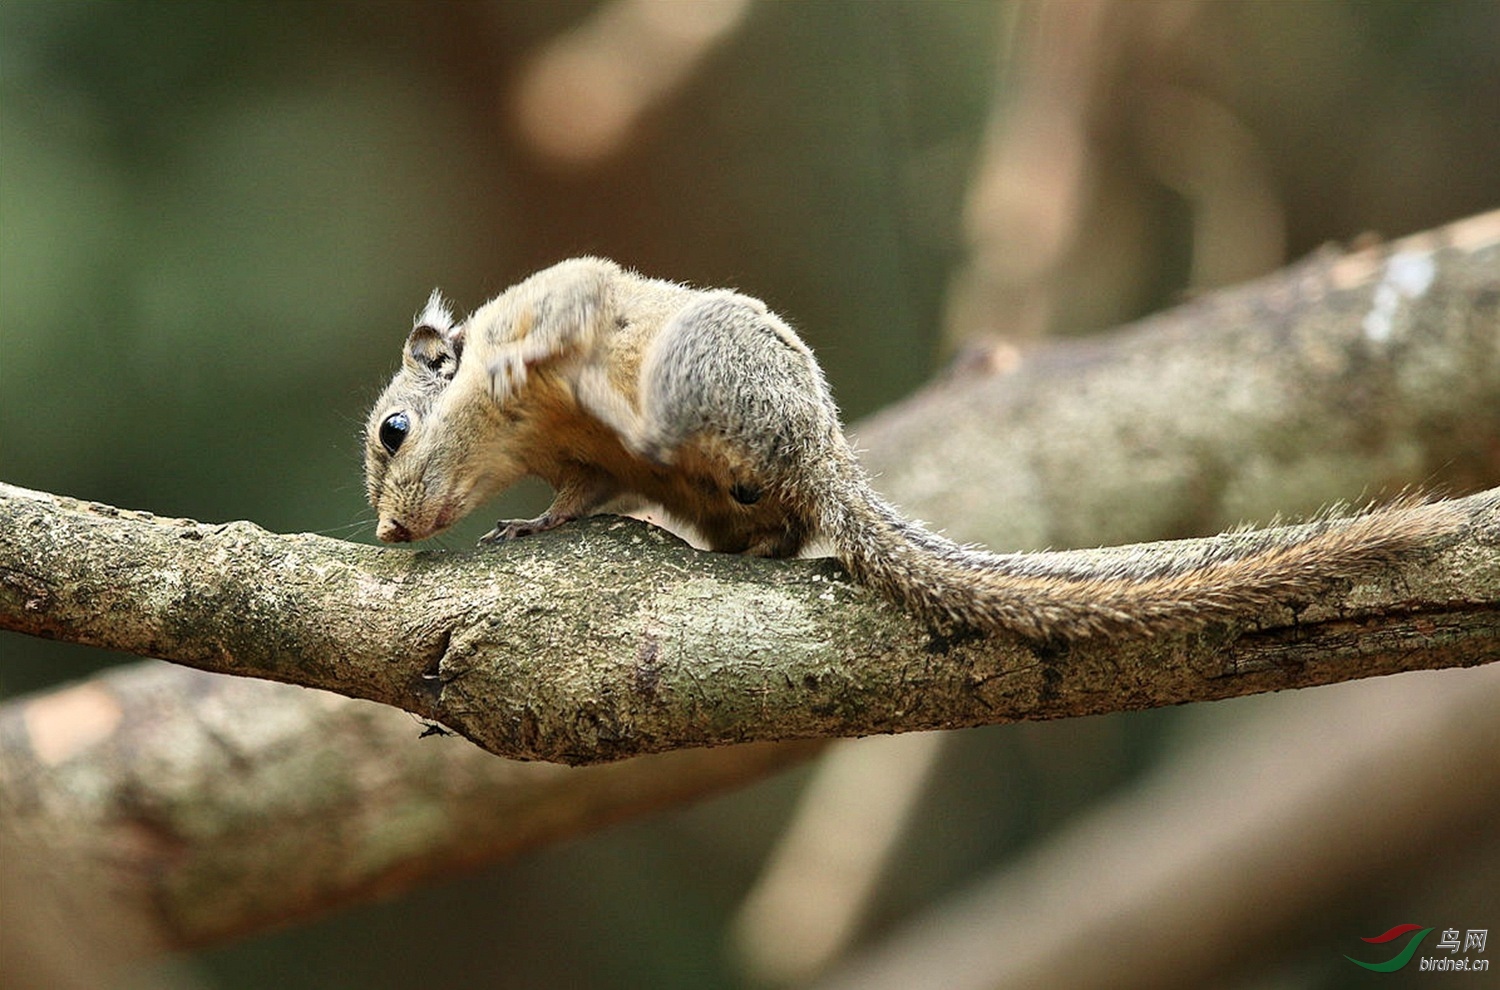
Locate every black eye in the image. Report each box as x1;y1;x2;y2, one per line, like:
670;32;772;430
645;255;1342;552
379;412;410;455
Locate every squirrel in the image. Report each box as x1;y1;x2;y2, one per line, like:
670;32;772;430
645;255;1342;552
364;257;1460;641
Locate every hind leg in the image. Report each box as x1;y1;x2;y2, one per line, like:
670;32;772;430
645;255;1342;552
570;296;773;468
639;294;836;555
638;293;831;454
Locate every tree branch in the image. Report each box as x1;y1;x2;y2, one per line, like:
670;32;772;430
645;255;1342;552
2;484;1496;765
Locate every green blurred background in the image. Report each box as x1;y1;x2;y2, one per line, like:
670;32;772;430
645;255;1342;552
3;2;1497;988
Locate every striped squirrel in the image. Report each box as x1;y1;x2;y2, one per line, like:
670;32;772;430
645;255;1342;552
364;257;1458;641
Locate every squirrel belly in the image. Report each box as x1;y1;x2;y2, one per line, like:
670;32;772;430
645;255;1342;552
364;258;1461;642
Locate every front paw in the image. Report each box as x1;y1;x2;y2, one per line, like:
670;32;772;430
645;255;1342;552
479;513;574;543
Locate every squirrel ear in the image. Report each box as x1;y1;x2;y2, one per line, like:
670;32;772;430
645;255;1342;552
404;324;462;380
405;289;464;378
415;289;455;333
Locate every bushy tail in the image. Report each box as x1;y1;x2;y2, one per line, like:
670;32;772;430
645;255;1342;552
818;478;1462;641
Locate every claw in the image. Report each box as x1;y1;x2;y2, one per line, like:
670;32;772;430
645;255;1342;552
479;512;575;543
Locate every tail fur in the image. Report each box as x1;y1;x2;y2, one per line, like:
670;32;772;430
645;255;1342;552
818;479;1462;641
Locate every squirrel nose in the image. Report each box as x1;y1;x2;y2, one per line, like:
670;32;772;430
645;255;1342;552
377;519;413;543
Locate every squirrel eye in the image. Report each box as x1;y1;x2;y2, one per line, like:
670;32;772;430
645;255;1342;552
378;412;410;455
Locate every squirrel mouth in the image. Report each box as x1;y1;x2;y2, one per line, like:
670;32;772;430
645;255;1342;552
377;500;463;544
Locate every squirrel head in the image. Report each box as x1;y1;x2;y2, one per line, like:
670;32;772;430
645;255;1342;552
364;292;516;542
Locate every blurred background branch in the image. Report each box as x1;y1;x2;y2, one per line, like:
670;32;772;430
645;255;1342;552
810;663;1500;990
0;665;823;953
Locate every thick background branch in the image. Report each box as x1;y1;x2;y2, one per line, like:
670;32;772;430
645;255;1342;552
862;209;1500;551
0;665;819;950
